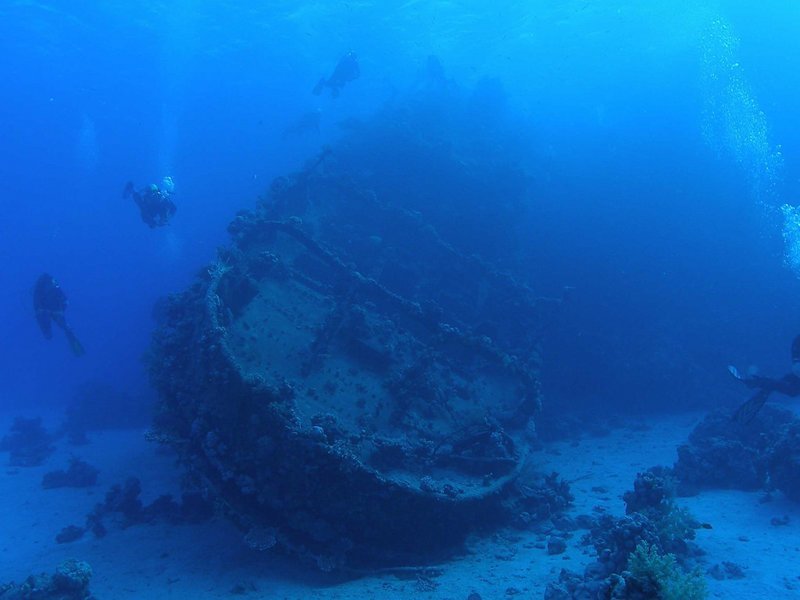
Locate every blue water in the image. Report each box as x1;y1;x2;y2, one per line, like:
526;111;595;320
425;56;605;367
1;0;800;593
4;1;798;412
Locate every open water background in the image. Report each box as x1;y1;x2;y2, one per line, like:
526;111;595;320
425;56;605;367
1;0;799;418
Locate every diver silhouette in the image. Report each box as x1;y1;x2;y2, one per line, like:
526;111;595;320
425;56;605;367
728;334;800;423
33;273;85;357
312;52;360;98
123;179;176;228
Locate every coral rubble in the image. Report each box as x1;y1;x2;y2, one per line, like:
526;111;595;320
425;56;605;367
674;407;800;501
42;458;99;489
545;468;706;599
0;559;94;600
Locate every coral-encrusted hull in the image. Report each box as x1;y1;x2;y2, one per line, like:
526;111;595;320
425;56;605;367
149;171;543;569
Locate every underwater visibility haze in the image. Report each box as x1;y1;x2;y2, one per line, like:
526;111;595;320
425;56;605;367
2;1;800;598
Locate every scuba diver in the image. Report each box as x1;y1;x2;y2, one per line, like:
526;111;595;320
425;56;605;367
312;52;360;98
33;273;85;357
123;177;176;228
728;334;800;423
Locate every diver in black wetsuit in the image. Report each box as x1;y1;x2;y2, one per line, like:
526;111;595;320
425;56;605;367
123;181;176;228
312;52;360;98
33;273;85;357
728;334;800;423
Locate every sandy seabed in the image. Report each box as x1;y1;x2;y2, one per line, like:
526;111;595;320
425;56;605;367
1;410;799;599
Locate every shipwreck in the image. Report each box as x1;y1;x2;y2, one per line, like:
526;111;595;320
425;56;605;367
149;108;555;569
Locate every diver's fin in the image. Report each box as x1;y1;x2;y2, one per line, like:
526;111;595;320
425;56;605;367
64;329;85;357
732;388;771;424
122;181;135;199
68;337;85;357
312;78;326;95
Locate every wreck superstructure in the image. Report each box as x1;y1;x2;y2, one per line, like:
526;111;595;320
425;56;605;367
150;137;551;568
